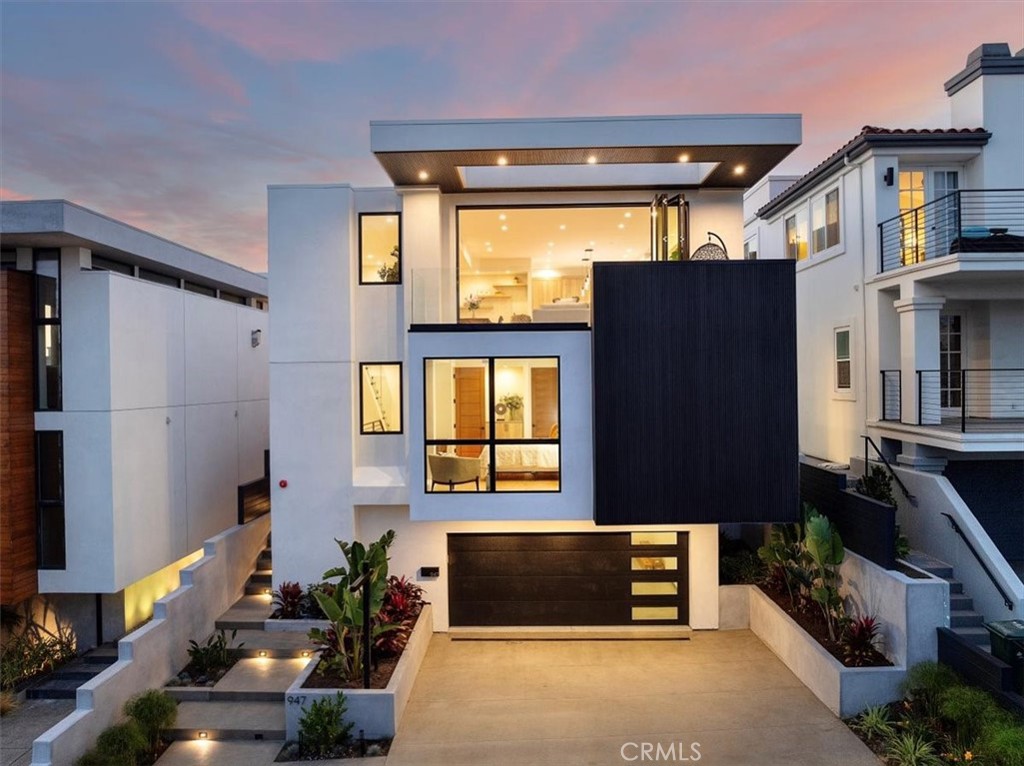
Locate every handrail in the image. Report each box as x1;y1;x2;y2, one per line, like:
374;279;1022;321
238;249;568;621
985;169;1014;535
861;434;917;506
940;512;1014;612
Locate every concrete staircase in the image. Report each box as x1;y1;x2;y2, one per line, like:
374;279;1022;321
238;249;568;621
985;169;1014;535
25;643;118;700
158;535;315;755
906;550;990;652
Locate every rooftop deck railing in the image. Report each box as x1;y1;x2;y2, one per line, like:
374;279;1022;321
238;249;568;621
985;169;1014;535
878;189;1024;273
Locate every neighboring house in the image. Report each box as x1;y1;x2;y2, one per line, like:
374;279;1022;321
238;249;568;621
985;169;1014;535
269;114;803;631
0;200;269;649
745;43;1024;573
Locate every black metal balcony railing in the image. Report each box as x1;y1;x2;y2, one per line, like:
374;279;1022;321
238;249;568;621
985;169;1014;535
878;189;1024;273
917;368;1024;433
880;370;901;421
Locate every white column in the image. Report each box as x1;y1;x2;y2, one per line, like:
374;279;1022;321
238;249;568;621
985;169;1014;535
399;187;445;324
894;295;945;426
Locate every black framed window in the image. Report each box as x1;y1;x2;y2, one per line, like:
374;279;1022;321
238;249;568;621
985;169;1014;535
359;362;403;434
184;281;217;297
91;255;134;275
359;213;401;284
36;431;66;570
219;290;247;305
424;357;560;493
33;250;62;410
138;268;180;288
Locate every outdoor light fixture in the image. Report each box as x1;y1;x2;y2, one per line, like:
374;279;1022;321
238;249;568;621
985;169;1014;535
496;156;508;166
417;170;429;180
734;165;746;175
198;731;208;739
258;650;268;657
883;167;895;186
251;329;261;348
301;650;310;658
586;155;598;164
263;588;271;595
678;153;690;163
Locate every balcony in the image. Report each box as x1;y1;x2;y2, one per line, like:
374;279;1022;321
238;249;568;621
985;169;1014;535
878;189;1024;273
880;368;1024;434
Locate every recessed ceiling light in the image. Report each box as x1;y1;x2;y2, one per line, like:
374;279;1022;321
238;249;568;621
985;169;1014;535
497;156;508;166
624;212;632;218
547;241;554;247
547;250;552;256
484;241;491;246
385;217;393;223
678;153;690;163
500;225;508;231
418;170;429;181
498;213;506;221
559;224;566;230
734;165;746;175
617;223;625;230
586;155;597;164
589;241;595;246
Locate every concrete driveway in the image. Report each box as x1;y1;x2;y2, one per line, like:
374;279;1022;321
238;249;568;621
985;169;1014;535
386;630;880;766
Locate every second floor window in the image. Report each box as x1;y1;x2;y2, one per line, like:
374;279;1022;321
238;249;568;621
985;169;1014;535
784;209;808;261
360;362;403;434
359;213;401;284
811;188;840;253
34;250;62;410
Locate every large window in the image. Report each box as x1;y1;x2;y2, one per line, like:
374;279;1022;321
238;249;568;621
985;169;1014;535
34;250;61;410
360;362;403;434
424;357;559;493
359;213;401;284
36;431;65;569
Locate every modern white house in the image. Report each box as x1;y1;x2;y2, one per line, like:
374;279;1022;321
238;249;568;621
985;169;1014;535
745;44;1023;599
268;114;806;631
0;200;270;650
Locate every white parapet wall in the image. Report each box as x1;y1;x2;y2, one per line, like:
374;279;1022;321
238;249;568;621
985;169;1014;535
31;515;271;766
285;604;434;740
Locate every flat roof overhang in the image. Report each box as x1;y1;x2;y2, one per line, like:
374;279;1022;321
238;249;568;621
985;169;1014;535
370;114;802;192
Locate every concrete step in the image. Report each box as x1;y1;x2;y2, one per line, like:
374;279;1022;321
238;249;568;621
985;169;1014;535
950;594;974;612
953;626;992;650
216;596;271;631
257;553;273;570
26;678;82;700
165;700;285;741
947;579;964;595
156;740;283;765
950;610;985;629
245;582;274;596
905;551;954;580
164;687;284;703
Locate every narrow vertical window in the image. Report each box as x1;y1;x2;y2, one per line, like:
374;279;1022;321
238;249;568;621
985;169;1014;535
359;213;401;284
785;211;808;261
359;362;403;434
825;188;840;248
36;431;66;569
34;250;62;410
835;328;851;391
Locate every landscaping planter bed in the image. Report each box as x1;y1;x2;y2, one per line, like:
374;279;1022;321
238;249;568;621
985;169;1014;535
285;604;433;740
276;737;390;761
302;656;399;690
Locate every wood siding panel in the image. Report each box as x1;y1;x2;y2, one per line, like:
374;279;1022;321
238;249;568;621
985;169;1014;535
1;271;38;604
592;261;799;525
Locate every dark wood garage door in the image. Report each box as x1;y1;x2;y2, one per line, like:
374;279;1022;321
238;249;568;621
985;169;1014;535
448;532;689;626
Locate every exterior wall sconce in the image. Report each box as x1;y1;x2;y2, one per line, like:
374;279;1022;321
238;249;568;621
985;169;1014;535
251;329;262;347
883;167;894;187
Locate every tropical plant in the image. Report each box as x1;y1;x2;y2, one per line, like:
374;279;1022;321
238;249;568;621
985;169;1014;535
187;628;243;676
308;530;399;681
856;464;896;506
979;720;1024;766
375;575;425;656
849;704;894;740
900;662;960;720
757;521;806;608
298;692;354;757
884;732;943;766
302;582;335;618
840;615;881;667
271;582;305;619
0;619;77;690
124;689;177;757
803;508;845;641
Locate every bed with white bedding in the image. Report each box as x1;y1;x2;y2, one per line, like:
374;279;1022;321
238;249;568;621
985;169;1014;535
486;443;560;477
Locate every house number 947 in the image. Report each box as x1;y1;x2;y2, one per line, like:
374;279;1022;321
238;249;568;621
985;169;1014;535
286;695;307;706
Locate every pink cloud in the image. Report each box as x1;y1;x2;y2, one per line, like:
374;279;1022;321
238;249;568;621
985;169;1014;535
0;187;32;201
158;34;248;109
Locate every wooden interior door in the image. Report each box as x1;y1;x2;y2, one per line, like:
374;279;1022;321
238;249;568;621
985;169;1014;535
531;367;559;438
454;367;485;457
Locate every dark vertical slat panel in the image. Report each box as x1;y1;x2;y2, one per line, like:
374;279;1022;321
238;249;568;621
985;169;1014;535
592;262;798;526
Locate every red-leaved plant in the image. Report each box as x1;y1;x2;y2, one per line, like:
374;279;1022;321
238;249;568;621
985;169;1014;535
374;576;425;657
841;615;881;667
271;582;304;619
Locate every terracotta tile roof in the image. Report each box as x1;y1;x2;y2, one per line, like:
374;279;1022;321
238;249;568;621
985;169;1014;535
757;125;990;219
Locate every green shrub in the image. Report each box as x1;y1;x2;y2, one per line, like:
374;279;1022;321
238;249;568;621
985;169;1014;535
298;693;353;758
187;628;243;675
980;721;1024;766
124;689;177;753
720;549;765;585
939;684;1001;747
849;704;894;740
95;721;147;766
900;661;959;718
884;731;943;766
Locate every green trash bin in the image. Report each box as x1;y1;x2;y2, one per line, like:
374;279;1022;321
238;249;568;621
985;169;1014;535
985;619;1024;694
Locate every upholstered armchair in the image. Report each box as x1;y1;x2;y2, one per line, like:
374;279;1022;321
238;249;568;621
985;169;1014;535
428;453;482;491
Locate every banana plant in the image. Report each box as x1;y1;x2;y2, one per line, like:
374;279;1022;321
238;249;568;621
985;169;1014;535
804;511;845;641
308;530;399;681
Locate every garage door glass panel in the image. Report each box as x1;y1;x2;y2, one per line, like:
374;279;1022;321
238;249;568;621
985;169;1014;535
631;532;677;546
632;606;678;620
631;556;677;571
631;582;678;596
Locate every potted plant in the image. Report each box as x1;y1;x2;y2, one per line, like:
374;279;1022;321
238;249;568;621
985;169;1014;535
376;246;400;283
499;394;523;422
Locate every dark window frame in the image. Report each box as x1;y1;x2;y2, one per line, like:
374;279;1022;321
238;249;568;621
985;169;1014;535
138;268;180;288
358;212;402;286
423;355;561;494
91;255;134;275
359;361;404;435
32;250;62;411
35;430;66;570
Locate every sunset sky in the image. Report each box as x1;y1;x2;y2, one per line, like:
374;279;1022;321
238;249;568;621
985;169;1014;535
1;1;1021;272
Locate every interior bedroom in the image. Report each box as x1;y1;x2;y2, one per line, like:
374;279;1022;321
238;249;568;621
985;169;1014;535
424;357;560;492
456;204;662;325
